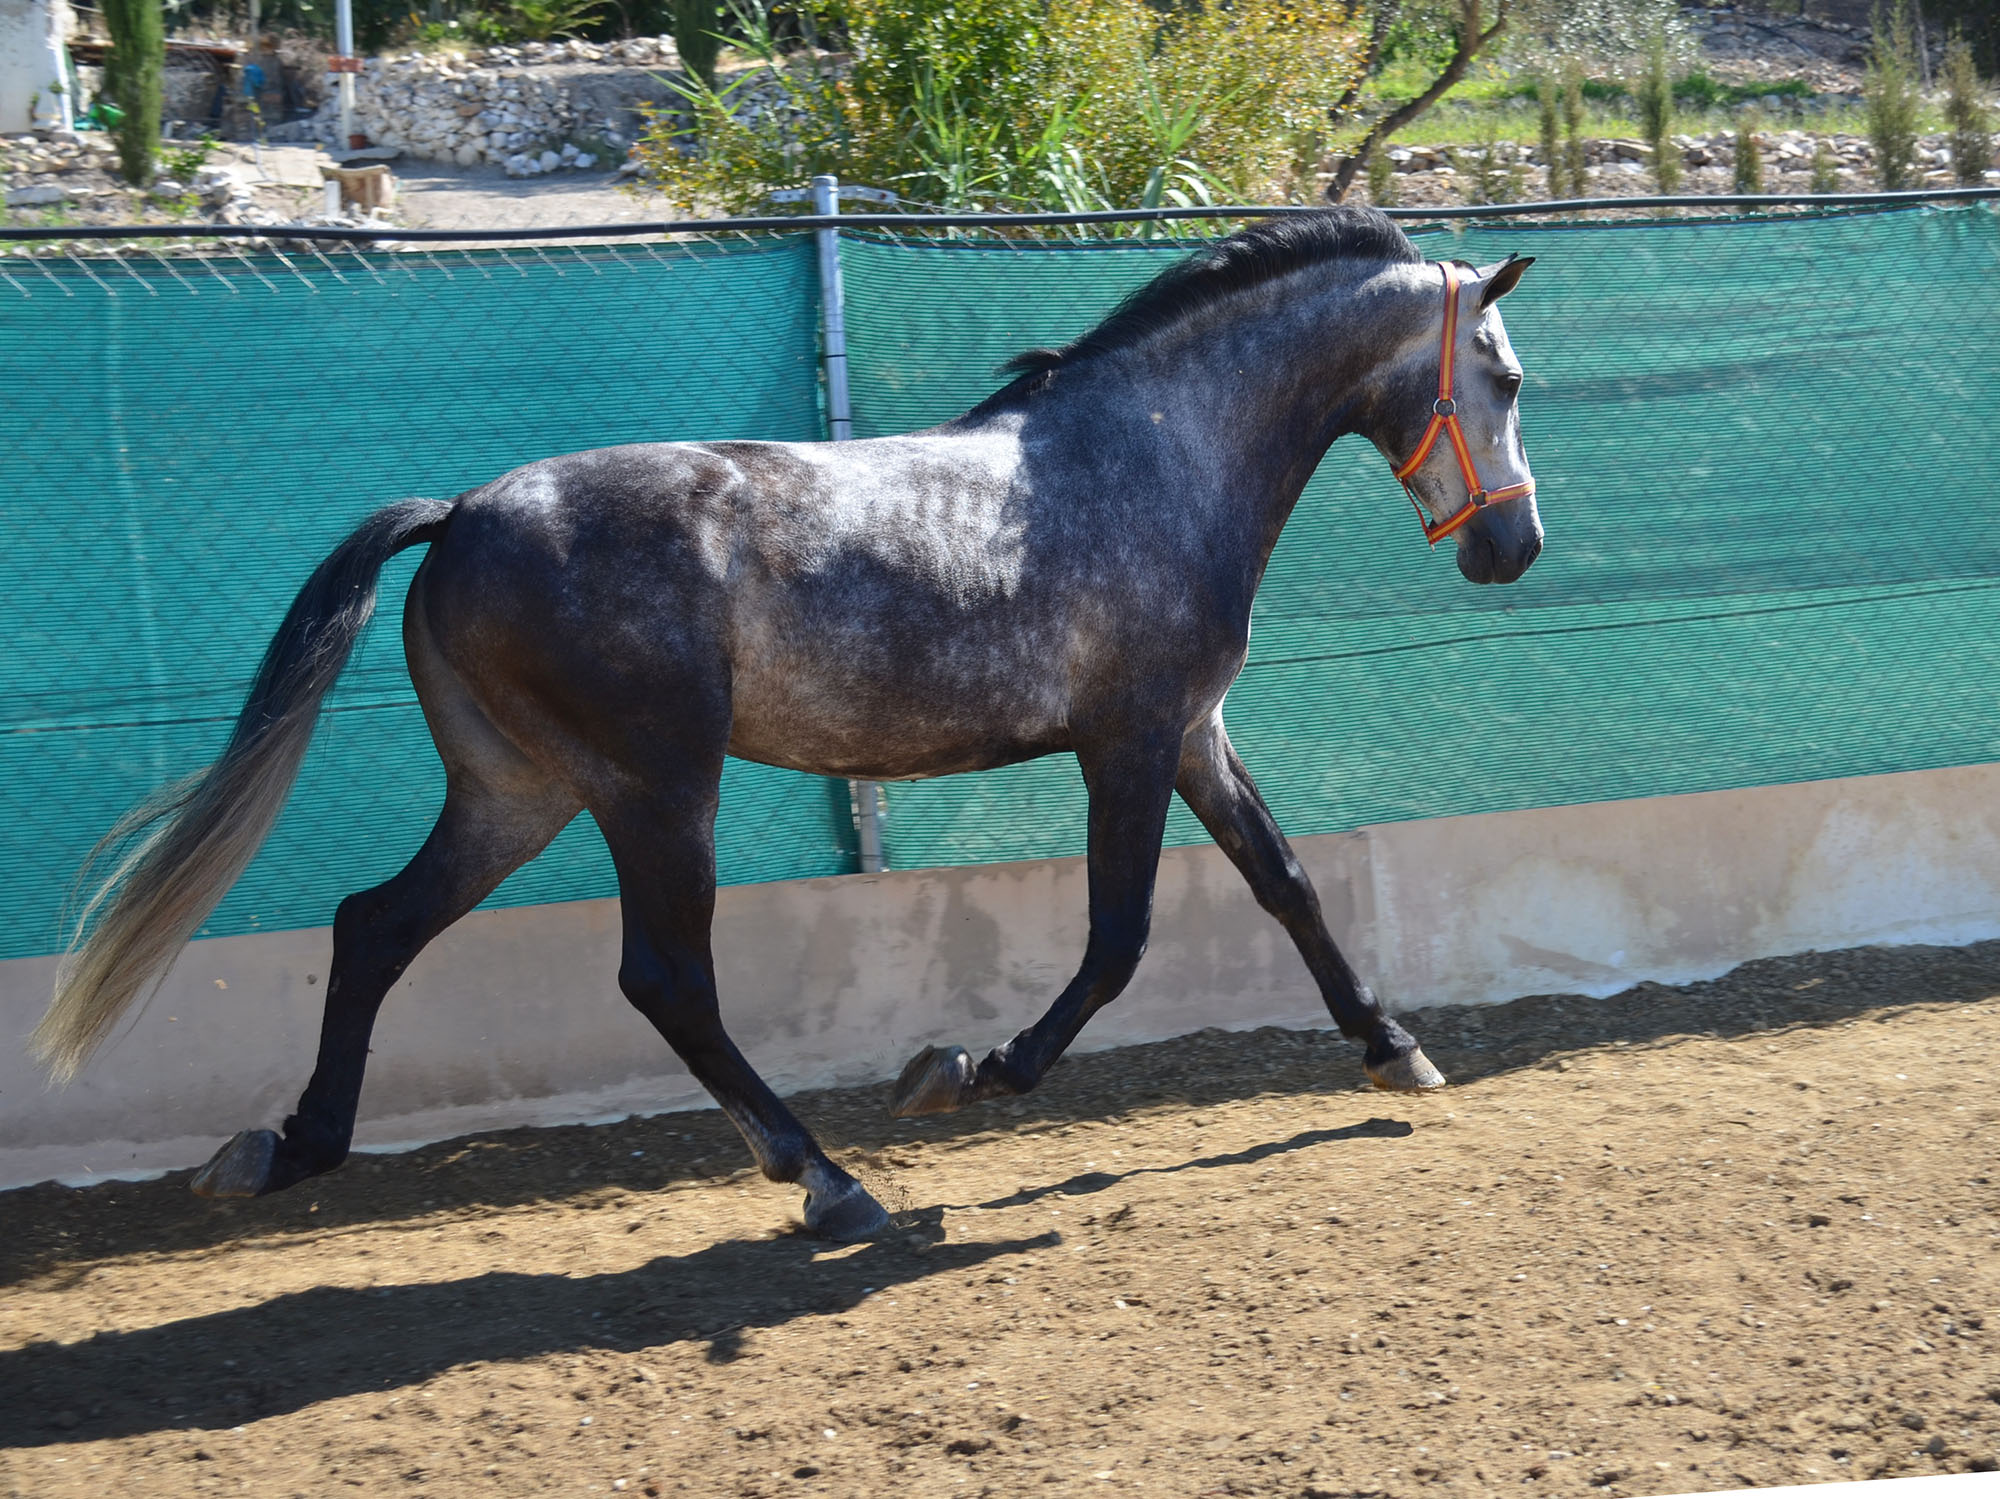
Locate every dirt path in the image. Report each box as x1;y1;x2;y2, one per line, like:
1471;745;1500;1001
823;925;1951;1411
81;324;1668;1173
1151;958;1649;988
6;940;2000;1498
389;159;670;233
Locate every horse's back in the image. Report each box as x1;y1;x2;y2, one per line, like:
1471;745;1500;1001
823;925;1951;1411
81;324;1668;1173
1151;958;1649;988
415;435;1090;782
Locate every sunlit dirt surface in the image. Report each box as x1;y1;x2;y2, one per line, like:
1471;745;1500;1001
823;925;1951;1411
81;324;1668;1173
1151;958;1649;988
6;940;2000;1498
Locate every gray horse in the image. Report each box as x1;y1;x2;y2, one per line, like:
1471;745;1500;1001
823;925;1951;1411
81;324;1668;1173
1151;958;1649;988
34;207;1540;1241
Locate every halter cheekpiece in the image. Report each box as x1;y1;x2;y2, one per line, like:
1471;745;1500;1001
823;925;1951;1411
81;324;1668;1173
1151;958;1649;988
1392;261;1536;546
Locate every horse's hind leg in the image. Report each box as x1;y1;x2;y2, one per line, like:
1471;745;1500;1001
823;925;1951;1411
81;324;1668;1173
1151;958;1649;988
1173;711;1442;1092
191;770;577;1197
596;780;889;1242
193;575;580;1197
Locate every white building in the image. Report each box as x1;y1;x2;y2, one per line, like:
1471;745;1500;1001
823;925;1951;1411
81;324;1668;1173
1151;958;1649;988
1;0;74;134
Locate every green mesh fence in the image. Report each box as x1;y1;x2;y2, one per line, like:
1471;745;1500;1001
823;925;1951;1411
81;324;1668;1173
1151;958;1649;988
3;206;1996;964
840;206;2000;869
0;238;850;963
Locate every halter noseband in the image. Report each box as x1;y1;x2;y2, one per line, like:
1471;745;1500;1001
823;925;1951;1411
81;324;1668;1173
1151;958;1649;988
1391;261;1536;546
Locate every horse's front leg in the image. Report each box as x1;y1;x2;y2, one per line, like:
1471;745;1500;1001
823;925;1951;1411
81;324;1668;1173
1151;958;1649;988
1175;710;1443;1092
890;729;1180;1117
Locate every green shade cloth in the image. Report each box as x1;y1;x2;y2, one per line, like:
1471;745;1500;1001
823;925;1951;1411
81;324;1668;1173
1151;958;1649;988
838;208;2000;868
2;207;1995;962
0;238;850;961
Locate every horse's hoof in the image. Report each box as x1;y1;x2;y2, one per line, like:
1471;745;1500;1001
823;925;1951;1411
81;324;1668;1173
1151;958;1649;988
804;1179;891;1242
890;1044;976;1118
1367;1046;1447;1093
191;1128;280;1198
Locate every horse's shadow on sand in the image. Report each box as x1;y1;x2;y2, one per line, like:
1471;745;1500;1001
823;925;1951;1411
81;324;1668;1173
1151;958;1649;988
960;1115;1413;1212
1;1211;1045;1450
3;1119;1409;1450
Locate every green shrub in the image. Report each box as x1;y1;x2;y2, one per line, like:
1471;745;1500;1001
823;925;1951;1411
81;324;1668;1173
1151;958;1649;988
1675;72;1812;109
1808;138;1840;192
633;0;1366;215
415;13;513;44
161;133;218;183
503;0;605;41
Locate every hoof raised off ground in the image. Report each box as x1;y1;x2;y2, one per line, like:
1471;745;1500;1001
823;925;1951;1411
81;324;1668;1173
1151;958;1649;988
1366;1046;1447;1094
890;1044;977;1118
190;1128;279;1198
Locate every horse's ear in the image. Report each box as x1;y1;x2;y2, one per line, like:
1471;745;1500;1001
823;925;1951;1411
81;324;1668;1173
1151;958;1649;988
1477;255;1535;310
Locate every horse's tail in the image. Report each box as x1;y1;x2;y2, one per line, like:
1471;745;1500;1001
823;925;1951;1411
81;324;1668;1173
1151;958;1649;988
31;497;456;1081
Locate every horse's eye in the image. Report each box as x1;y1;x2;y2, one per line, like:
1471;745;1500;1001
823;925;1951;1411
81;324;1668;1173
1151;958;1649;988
1498;372;1524;398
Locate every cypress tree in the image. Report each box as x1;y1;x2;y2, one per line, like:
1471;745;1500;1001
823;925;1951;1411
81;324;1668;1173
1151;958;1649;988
671;0;723;88
102;0;164;187
1865;1;1922;191
1538;71;1565;198
1942;34;1993;186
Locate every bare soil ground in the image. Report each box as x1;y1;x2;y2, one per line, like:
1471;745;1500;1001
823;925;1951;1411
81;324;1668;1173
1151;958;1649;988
5;939;2000;1499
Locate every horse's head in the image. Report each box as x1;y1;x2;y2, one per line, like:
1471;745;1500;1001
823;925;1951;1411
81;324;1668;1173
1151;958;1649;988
1372;255;1542;585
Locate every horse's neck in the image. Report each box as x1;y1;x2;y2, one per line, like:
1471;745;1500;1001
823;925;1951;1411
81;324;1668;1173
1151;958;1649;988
1124;273;1419;565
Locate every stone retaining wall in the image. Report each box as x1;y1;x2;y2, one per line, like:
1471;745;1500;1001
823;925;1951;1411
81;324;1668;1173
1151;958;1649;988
280;37;697;176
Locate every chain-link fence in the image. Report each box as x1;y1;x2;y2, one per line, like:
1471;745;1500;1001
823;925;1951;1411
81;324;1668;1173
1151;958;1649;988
4;195;1997;963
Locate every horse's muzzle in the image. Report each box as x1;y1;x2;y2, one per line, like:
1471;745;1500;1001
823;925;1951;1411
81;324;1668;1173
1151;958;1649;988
1455;501;1543;585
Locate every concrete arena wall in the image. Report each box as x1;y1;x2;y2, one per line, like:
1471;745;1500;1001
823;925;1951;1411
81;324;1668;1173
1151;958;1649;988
7;760;2000;1191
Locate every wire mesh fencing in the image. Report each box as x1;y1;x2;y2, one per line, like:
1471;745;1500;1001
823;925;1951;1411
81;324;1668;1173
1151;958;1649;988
838;203;2000;873
0;233;849;963
3;197;1997;963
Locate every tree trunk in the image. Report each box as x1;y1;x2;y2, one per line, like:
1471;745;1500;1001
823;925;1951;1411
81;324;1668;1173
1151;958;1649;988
1329;3;1400;126
1326;0;1510;204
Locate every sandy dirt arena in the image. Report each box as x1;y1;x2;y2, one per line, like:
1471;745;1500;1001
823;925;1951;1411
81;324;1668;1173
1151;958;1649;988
5;939;2000;1498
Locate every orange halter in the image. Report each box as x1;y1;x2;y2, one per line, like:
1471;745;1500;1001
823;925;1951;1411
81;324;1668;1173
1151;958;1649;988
1392;261;1536;546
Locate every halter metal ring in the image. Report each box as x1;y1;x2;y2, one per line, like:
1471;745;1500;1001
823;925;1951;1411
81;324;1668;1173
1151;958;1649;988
1432;397;1457;416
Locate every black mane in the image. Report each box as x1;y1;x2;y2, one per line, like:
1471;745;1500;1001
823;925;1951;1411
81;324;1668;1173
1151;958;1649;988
972;207;1422;414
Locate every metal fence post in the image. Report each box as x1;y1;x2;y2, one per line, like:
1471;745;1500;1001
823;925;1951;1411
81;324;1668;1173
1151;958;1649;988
812;173;886;875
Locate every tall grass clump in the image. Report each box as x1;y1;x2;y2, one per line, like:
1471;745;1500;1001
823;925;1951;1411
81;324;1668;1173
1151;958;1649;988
1864;0;1922;190
1942;33;1993;185
632;0;1366;215
1366;148;1398;206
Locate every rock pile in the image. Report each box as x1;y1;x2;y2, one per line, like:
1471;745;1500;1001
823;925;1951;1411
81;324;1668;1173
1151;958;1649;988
1384;129;1997;192
287;38;688;174
3;131;159;213
0;130;391;230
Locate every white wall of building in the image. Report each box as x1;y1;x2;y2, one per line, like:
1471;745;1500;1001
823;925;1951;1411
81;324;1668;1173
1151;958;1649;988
0;0;72;134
